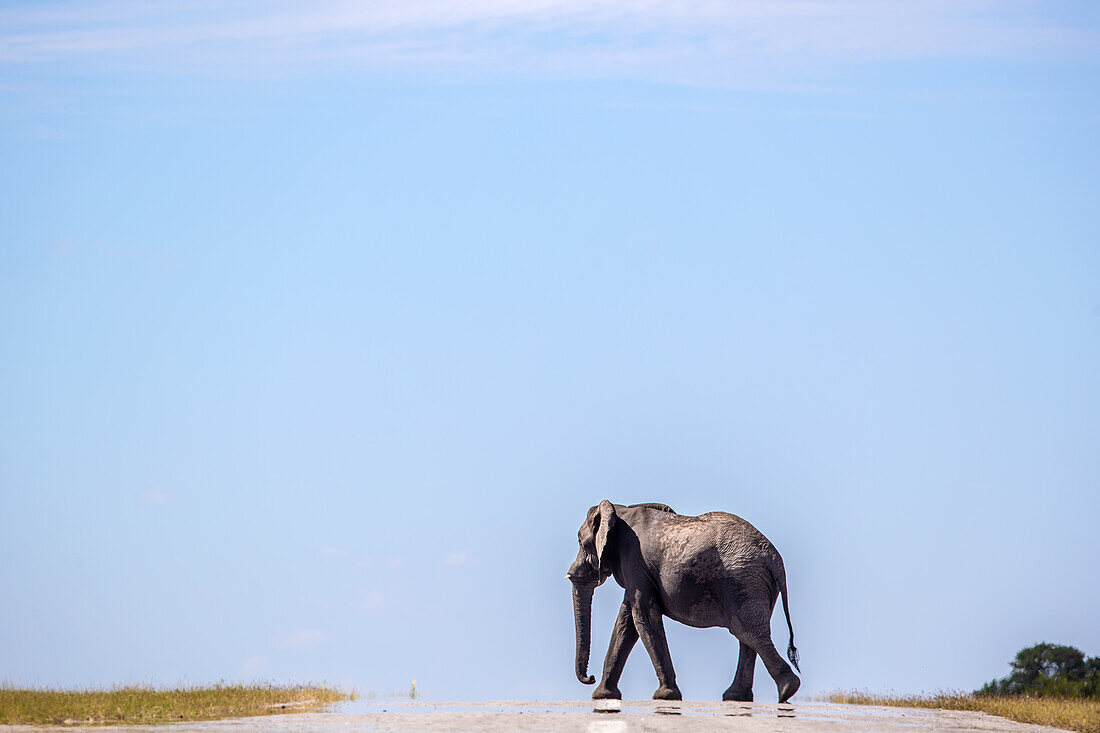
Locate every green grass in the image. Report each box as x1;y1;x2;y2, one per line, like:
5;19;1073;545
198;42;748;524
0;683;355;726
826;690;1100;733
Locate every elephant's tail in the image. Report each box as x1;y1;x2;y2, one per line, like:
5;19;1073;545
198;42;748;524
772;556;800;673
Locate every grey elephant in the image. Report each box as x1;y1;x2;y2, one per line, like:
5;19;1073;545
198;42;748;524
566;501;800;703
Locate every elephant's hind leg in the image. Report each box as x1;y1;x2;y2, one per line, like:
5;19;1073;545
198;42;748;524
593;601;638;700
722;639;756;701
736;604;800;703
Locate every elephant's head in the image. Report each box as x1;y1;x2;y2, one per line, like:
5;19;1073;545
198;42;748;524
566;500;616;685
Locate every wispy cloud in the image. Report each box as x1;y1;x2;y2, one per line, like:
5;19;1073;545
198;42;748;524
280;629;326;651
442;550;471;568
141;487;173;505
241;654;267;674
319;545;404;571
320;545;350;560
359;592;390;612
1;0;1093;85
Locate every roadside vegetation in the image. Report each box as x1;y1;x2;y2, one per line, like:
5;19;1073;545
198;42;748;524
0;683;354;726
828;643;1100;733
827;690;1100;733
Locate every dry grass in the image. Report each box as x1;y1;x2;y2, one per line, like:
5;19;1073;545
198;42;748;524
0;683;354;726
826;690;1100;733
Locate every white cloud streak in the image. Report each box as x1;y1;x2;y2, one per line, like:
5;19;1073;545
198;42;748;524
0;0;1093;85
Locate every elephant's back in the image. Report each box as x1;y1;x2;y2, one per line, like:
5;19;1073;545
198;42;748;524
704;510;775;546
653;512;777;576
649;512;779;628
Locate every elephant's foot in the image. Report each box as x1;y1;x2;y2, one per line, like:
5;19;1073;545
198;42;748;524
592;684;622;700
776;672;800;704
722;685;753;702
652;685;682;701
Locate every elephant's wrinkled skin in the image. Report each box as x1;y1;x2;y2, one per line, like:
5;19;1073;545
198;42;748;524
567;501;800;703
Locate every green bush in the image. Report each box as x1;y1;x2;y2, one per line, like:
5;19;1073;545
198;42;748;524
977;643;1100;699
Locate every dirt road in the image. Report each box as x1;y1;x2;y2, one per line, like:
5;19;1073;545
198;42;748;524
0;700;1068;732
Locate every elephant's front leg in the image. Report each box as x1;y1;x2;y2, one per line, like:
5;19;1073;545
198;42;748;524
593;601;638;700
632;598;682;700
722;640;757;701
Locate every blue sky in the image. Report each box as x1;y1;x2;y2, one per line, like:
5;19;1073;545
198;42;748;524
1;0;1098;701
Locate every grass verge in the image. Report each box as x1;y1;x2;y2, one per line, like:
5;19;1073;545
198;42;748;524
0;683;355;726
826;691;1100;733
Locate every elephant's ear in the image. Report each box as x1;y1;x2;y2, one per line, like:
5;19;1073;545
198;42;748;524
594;499;616;570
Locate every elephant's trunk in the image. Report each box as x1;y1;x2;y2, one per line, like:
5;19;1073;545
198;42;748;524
571;581;596;684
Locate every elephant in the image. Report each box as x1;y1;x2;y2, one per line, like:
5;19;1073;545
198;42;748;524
566;500;800;703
